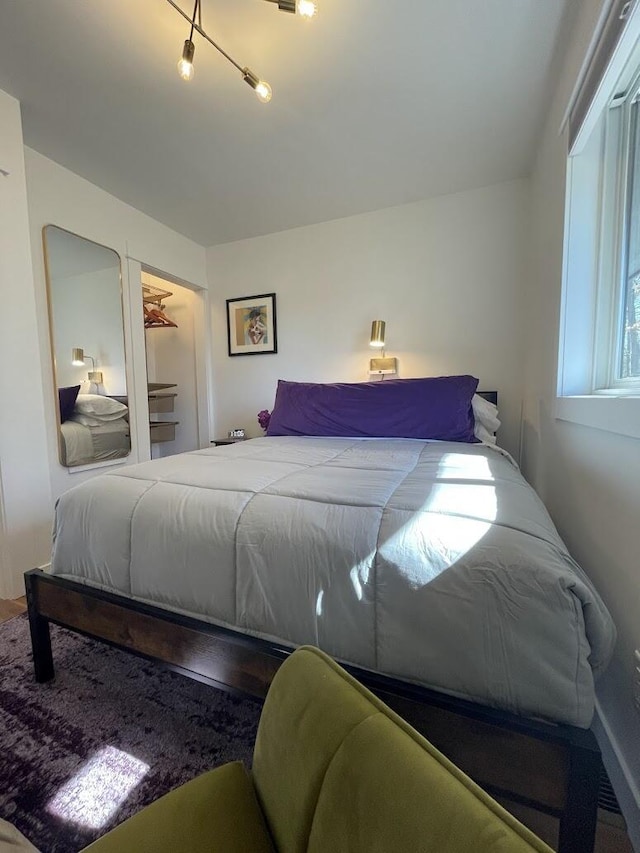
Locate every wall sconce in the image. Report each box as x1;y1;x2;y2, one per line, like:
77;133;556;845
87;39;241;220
368;321;397;377
72;348;103;385
370;320;386;349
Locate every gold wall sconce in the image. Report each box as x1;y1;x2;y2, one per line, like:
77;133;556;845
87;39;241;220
368;321;397;376
72;348;103;385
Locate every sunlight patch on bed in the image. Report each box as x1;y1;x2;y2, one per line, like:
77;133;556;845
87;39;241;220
386;453;497;587
425;480;497;521
427;452;497;521
435;451;496;482
47;746;149;830
349;558;372;601
387;513;496;587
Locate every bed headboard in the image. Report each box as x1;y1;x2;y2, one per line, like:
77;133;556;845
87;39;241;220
477;390;498;405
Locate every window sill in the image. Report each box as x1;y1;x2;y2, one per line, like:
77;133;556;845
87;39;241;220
555;395;640;439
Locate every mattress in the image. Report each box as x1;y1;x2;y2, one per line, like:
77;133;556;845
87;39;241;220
50;436;616;727
60;417;130;466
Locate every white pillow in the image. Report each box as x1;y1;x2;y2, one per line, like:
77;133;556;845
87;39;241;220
474;422;497;445
69;412;127;427
472;394;500;444
472;394;500;434
74;394;127;419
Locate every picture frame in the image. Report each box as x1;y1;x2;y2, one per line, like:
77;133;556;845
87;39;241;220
226;293;277;357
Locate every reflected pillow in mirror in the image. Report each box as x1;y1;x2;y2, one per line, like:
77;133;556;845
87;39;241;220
74;394;127;419
69;412;129;427
58;385;81;423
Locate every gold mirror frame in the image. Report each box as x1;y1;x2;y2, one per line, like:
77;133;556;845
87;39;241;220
42;225;131;467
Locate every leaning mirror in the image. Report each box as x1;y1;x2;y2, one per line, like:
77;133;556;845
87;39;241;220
43;225;130;467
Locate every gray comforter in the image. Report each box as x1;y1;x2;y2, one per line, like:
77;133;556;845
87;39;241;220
51;436;616;727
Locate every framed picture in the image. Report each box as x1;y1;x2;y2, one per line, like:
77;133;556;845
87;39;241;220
226;293;277;357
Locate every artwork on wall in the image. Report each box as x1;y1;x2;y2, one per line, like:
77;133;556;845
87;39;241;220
226;293;277;356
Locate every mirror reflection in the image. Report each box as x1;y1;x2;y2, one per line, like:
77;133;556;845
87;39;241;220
43;225;130;467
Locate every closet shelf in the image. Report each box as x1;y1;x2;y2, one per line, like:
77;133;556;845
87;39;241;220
150;421;179;443
142;284;173;305
148;382;177;392
149;394;177;414
143;284;178;328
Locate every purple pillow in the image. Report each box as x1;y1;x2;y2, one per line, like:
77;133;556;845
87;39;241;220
266;376;479;442
58;385;81;423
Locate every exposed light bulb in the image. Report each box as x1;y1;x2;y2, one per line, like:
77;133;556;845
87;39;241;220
296;0;317;18
243;68;273;103
177;39;195;81
255;80;272;103
177;58;194;81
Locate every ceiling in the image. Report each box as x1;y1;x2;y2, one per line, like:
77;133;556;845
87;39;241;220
0;1;570;246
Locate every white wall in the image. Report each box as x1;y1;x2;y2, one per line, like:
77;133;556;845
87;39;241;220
0;108;208;597
524;0;640;844
24;147;208;508
51;268;127;394
207;179;528;458
0;92;52;598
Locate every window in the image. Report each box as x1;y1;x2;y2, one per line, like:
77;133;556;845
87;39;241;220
557;0;640;437
582;57;640;392
619;96;640;380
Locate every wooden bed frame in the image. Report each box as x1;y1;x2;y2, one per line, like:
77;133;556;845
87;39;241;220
24;568;601;853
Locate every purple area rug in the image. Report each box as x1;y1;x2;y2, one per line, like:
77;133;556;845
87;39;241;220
0;615;262;852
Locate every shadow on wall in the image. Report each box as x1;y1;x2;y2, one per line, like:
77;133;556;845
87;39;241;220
520;415;541;490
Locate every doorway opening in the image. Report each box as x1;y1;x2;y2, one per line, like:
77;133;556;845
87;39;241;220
140;269;207;459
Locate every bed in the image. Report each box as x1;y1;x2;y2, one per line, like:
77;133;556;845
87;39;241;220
26;377;616;853
60;416;130;466
58;389;130;467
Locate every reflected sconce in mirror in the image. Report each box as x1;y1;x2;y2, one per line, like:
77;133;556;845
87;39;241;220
71;348;103;385
369;320;397;376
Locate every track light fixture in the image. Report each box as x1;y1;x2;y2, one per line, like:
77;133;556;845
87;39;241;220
166;0;317;102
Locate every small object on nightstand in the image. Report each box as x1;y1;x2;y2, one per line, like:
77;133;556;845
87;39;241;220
211;429;246;447
211;429;246;446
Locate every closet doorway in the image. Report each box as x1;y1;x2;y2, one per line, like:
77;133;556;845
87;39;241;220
141;269;206;459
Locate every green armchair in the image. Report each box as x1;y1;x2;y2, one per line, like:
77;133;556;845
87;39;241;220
84;646;552;853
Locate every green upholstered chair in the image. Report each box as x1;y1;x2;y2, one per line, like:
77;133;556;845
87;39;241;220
84;646;553;853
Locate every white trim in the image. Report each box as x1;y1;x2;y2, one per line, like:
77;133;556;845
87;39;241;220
0;457;11;600
555;394;640;438
594;383;640;393
569;0;640;154
66;457;132;475
593;698;640;851
125;258;152;461
560;0;616;137
557;159;575;397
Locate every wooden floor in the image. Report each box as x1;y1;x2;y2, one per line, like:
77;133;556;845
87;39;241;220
0;596;26;622
0;597;634;852
499;798;633;853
